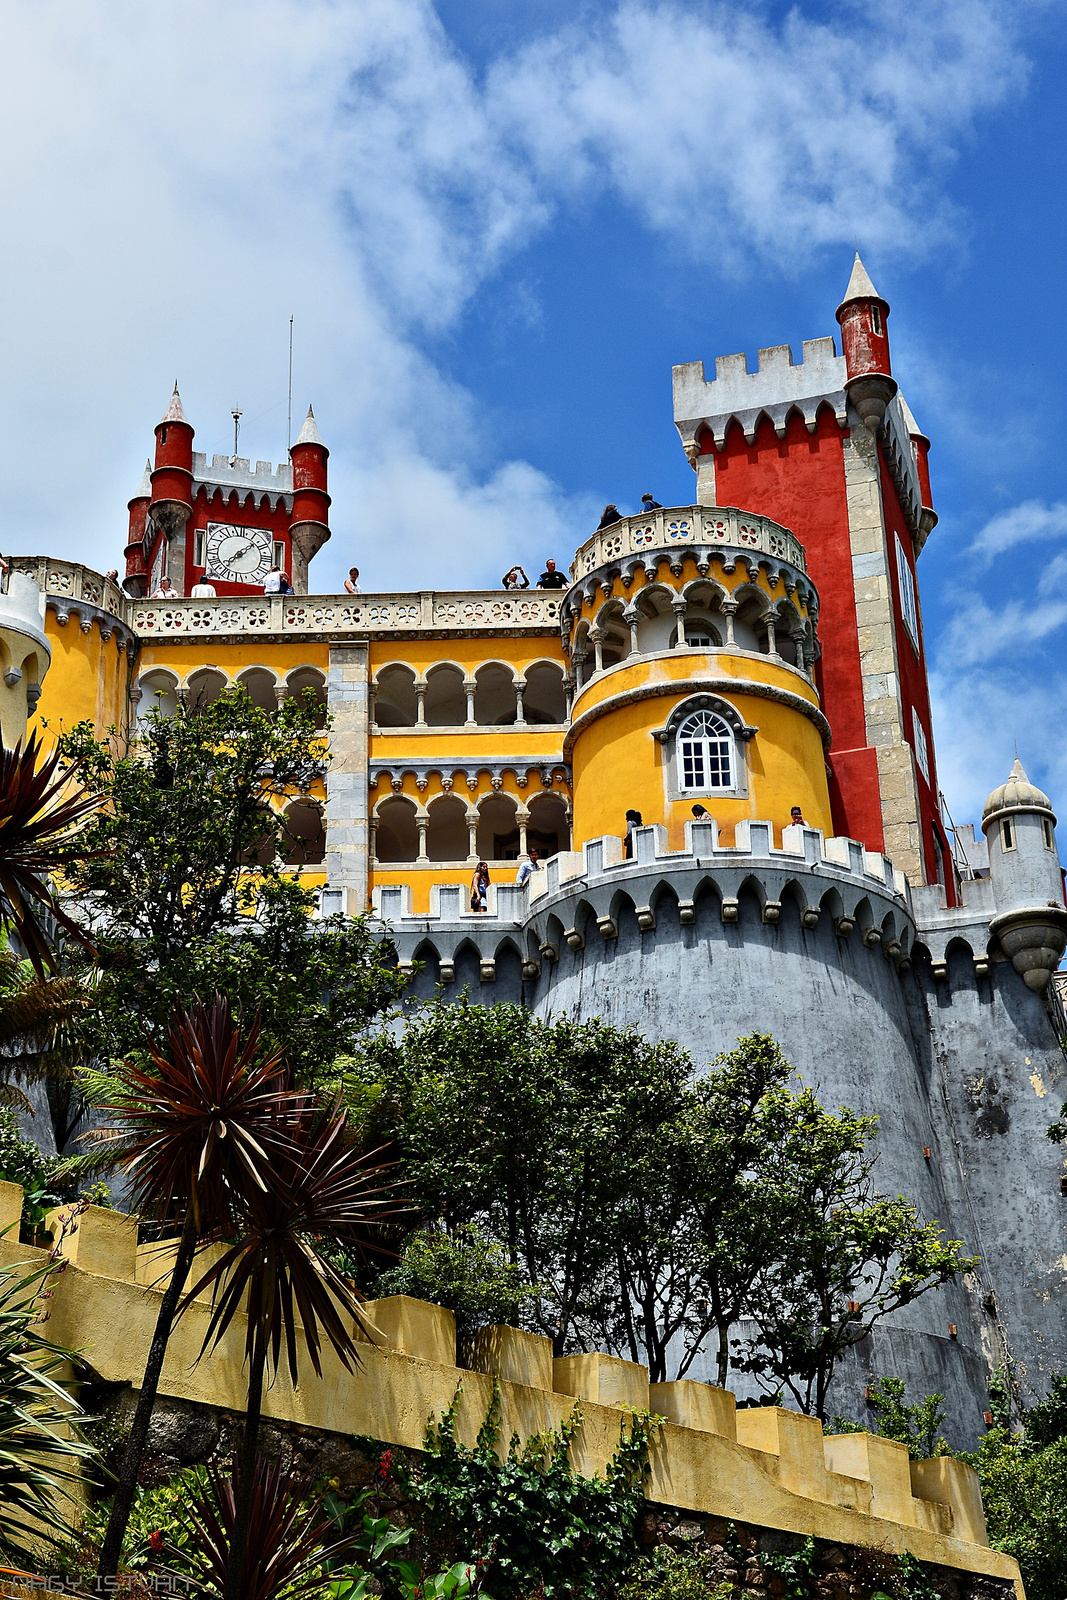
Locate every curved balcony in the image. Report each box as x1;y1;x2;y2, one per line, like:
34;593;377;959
569;505;807;582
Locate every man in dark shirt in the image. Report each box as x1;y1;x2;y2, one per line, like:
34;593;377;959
538;559;568;589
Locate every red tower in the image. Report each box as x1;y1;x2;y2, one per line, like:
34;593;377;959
673;257;948;894
124;390;331;598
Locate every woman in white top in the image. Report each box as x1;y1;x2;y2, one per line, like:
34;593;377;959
344;567;362;594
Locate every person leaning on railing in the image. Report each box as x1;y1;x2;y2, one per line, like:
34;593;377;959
537;559;567;589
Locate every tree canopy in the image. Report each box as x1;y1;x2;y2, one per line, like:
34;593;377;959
353;1006;974;1407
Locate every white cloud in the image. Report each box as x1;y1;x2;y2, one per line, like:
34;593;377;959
932;492;1067;818
488;0;1024;260
0;0;1029;590
968;500;1067;564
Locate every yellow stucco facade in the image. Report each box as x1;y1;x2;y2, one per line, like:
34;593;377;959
8;508;829;916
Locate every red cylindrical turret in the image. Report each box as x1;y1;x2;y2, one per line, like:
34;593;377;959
150;383;194;511
904;412;938;549
289;406;332;594
835;255;896;432
123;459;153;595
148;385;195;594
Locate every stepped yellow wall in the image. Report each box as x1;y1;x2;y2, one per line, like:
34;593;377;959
1;1187;1022;1598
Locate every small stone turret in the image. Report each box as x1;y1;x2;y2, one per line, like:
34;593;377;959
835;254;897;433
983;757;1067;991
123;460;152;597
150;384;195;594
289;406;331;594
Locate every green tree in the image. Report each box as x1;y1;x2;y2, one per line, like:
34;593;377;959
966;1427;1067;1600
356;1000;692;1360
737;1094;976;1418
829;1375;950;1459
55;691;404;1071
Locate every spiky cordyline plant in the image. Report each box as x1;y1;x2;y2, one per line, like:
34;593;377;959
0;1253;95;1564
0;733;97;976
95;996;302;1584
177;1455;357;1600
184;1106;400;1600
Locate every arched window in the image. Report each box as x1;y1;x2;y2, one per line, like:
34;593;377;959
676;710;733;792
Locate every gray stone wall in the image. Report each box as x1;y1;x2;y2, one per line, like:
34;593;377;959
387;834;1067;1445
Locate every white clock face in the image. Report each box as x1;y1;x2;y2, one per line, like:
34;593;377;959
204;522;273;582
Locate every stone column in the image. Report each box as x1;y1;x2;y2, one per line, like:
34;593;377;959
273;685;288;709
672;598;688;648
517;808;529;855
415;684;427;725
842;411;924;885
324;643;370;915
624;608;640;655
464;680;477;726
467;814;479;863
721;598;737;649
515;680;526;725
591;629;604;674
761;610;779;658
416;816;429;861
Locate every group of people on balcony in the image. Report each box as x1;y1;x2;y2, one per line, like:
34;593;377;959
499;496;665;593
501;560;568;591
598;493;661;530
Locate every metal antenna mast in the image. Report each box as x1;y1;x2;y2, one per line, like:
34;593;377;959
287;315;294;453
230;404;242;464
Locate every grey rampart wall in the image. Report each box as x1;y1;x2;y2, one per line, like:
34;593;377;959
386;827;1067;1445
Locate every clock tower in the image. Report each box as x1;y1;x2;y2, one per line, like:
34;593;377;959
123;392;331;597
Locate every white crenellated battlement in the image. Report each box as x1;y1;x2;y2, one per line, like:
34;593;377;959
369;820;917;983
192;451;294;508
673;337;848;452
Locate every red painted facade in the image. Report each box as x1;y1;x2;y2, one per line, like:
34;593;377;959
692;265;948;893
125;390;329;599
706;407;891;848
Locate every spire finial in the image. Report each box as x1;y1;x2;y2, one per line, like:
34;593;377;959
838;252;883;309
294;405;324;448
160;383;188;425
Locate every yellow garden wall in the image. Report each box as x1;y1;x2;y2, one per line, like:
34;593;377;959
0;1188;1022;1598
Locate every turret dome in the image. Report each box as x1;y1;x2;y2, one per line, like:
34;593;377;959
982;757;1055;827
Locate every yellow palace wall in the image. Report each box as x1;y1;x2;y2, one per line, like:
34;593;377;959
568;651;831;852
29;612;131;741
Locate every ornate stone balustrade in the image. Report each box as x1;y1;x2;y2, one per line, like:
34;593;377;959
132;592;562;639
11;557;127;620
569;506;807;582
8;561;564;639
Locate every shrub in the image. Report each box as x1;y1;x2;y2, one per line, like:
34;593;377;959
0;1109;64;1235
377;1224;539;1336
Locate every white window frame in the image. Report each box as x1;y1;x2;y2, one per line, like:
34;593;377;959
659;697;750;803
911;707;930;784
676;709;734;794
896;536;920;650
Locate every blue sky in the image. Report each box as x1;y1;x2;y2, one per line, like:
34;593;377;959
1;0;1065;824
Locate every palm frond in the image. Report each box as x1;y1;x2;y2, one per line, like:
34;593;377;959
186;1108;403;1385
176;1455;356;1600
0;1252;96;1564
100;996;301;1233
0;733;99;977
